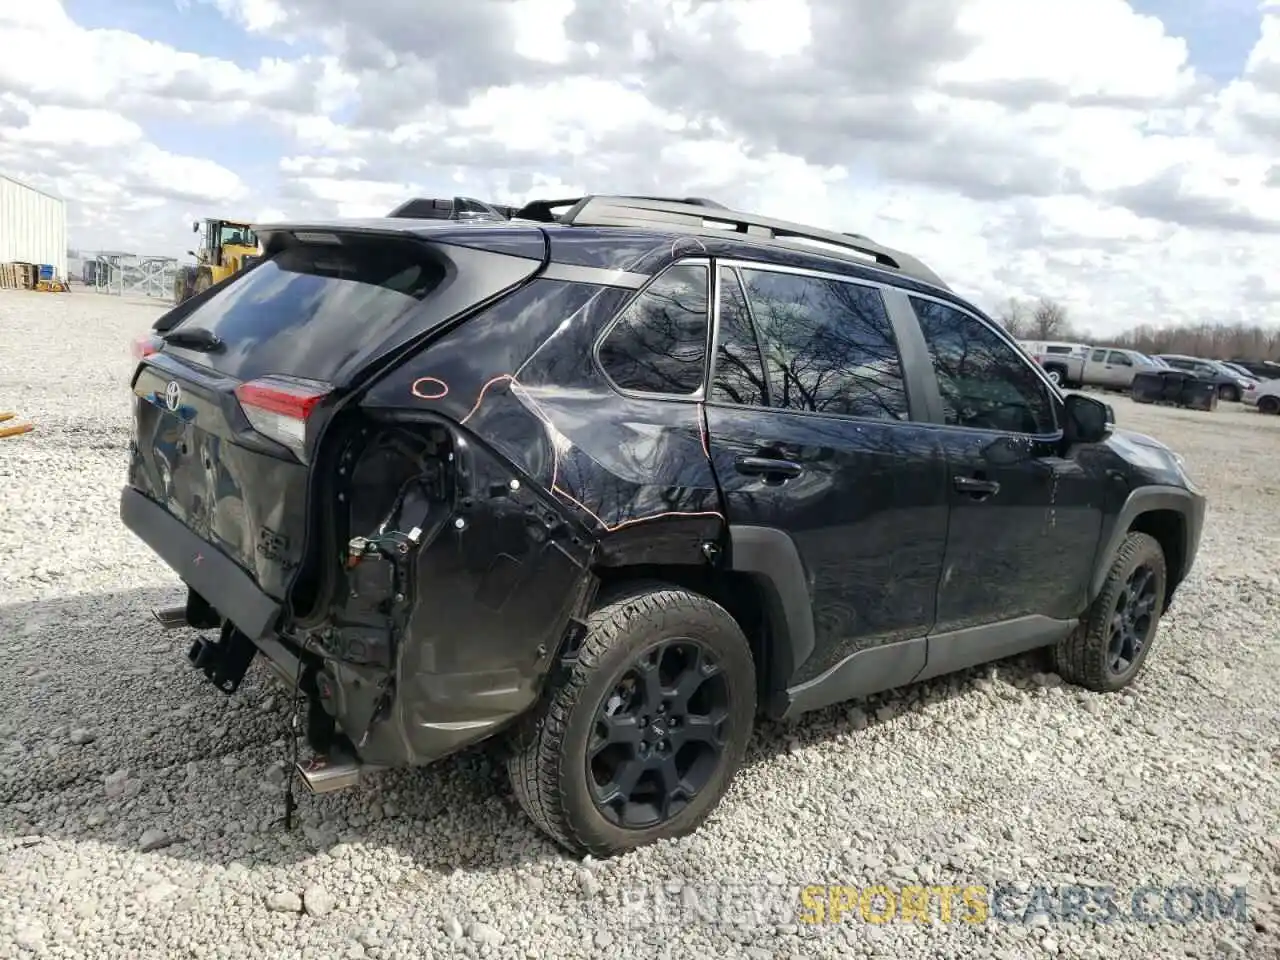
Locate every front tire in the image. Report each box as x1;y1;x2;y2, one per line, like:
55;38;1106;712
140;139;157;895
1258;396;1279;415
507;582;756;856
1053;532;1167;693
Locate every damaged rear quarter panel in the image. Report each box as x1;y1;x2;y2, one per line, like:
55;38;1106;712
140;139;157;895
364;272;727;565
331;269;726;764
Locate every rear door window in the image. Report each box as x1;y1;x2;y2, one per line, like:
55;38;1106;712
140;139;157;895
736;268;910;421
165;237;446;383
709;268;768;406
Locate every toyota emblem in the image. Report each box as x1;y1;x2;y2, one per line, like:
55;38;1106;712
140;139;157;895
164;381;182;412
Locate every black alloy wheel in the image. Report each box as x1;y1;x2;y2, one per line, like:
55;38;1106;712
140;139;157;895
1107;563;1158;676
588;638;729;829
1051;531;1167;693
506;582;756;856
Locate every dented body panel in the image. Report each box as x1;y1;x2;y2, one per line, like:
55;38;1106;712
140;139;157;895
128;353;311;600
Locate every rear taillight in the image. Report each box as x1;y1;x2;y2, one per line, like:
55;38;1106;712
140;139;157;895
234;376;332;462
132;335;163;360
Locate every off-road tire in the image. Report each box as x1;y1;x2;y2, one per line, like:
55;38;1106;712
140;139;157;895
507;581;756;856
193;270;213;295
1052;531;1167;693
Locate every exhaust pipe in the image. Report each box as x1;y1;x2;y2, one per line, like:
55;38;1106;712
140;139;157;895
152;605;188;629
295;754;362;794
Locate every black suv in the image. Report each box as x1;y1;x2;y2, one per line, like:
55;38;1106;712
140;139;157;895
122;195;1205;856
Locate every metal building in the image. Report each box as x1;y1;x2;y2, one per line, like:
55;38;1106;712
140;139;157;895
0;174;68;282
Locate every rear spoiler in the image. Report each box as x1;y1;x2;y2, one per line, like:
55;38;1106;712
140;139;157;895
384;194;730;224
385;197;519;222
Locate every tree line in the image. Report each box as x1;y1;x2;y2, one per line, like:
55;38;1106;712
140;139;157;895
995;297;1280;361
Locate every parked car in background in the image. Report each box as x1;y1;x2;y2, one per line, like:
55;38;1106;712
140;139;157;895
1080;348;1165;391
1227;358;1280;383
1219;361;1256;382
1018;341;1089;388
1153;355;1257;402
1242;378;1280;414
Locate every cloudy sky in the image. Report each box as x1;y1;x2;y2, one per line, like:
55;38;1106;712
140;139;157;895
1;0;1279;335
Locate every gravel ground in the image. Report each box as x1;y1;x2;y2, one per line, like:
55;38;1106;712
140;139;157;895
1;287;1277;959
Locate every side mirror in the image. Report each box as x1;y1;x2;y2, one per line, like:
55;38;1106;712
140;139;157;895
186;250;196;259
192;221;200;233
1064;393;1111;444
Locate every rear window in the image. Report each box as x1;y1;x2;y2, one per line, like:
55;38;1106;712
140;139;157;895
1044;345;1072;354
166;238;446;382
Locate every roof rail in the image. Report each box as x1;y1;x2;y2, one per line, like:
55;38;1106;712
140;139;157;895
551;195;949;290
513;195;727;223
386;196;516;221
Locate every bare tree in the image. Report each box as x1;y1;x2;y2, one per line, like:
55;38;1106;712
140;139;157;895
1106;320;1280;361
996;297;1029;338
1031;298;1069;339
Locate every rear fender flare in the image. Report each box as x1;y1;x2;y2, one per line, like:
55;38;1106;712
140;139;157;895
727;525;815;688
1088;485;1198;602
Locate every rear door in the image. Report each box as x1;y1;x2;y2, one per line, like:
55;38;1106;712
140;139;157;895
702;262;950;692
904;295;1103;637
128;229;544;600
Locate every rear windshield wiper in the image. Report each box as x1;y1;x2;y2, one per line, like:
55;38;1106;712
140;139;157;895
162;326;224;353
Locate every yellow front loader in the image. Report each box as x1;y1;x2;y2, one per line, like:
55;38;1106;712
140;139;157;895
173;218;261;304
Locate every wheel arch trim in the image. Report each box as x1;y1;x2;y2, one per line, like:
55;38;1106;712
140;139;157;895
726;525;815;689
1089;484;1203;603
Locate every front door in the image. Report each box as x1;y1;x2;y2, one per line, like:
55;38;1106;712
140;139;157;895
701;263;950;694
1107;350;1136;387
904;296;1105;644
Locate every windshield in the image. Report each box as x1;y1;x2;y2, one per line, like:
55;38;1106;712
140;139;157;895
1220;361;1253;378
217;223;258;248
1203;359;1235;376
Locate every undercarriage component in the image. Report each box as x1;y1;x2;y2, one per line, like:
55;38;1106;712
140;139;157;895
295;750;364;794
153;605;187;629
153;588;222;631
187;622;257;694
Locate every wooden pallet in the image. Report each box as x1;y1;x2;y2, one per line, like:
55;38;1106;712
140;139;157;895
0;262;37;290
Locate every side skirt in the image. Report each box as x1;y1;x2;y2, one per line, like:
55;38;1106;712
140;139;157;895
769;615;1077;720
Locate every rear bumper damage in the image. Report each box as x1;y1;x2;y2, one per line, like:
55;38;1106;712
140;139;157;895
119;420;598;776
121;486;281;640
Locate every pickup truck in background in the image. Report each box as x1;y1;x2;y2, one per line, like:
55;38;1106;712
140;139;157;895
1079;348;1168;391
1019;340;1089;387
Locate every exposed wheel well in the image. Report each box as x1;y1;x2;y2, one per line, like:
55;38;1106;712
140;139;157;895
1127;509;1186;610
592;564;774;702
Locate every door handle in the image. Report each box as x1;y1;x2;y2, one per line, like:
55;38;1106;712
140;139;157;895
735;455;803;479
954;475;1000;497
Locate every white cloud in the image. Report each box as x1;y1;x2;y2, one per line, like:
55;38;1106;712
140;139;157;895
939;0;1198;102
3;0;1280;329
